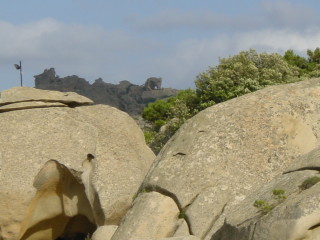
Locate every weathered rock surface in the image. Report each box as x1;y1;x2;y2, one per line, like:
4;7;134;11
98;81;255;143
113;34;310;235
173;219;190;237
92;225;118;240
34;68;179;115
0;86;93;106
131;237;200;240
0;87;155;240
212;147;320;240
135;78;320;239
111;192;180;240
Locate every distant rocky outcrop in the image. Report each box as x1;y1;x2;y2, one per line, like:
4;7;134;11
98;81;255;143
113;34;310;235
34;68;179;115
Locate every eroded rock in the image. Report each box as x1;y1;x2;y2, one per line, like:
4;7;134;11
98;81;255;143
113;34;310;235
19;160;97;240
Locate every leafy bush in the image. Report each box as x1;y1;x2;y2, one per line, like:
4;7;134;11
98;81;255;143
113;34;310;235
142;89;200;154
253;200;274;214
272;189;286;202
284;48;320;77
195;49;300;106
299;176;320;191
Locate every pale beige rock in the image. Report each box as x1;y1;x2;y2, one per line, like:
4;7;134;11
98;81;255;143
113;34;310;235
0;101;67;112
172;219;190;237
185;187;230;238
19;160;96;240
92;225;118;240
111;192;180;240
0;87;93;106
140;78;320;238
132;237;200;240
210;169;319;240
0;87;155;240
0;193;27;240
285;146;320;173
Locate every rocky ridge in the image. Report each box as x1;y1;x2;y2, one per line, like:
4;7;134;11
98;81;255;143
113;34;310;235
34;68;179;115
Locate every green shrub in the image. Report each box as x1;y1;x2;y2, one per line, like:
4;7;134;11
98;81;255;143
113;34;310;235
178;210;186;219
272;189;286;202
195;49;300;105
254;189;287;215
253;200;274;214
300;176;320;191
142;89;200;154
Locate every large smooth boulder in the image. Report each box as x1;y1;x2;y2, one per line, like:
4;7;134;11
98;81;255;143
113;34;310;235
112;192;180;240
137;78;320;238
0;87;155;240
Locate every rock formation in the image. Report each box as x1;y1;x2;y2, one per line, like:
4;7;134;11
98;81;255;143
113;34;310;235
112;78;320;240
34;68;179;115
0;87;155;240
4;78;320;240
111;192;181;240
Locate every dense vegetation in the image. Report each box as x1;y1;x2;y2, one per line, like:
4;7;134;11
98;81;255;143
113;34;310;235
143;48;320;154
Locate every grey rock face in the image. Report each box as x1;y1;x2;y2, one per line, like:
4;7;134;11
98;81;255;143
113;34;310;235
34;68;179;115
136;78;320;239
212;147;320;240
0;87;155;240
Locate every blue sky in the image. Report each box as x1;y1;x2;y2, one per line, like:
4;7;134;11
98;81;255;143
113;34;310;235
1;0;320;90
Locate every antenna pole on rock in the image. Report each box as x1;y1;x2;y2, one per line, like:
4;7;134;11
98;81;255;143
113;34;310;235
14;60;23;86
